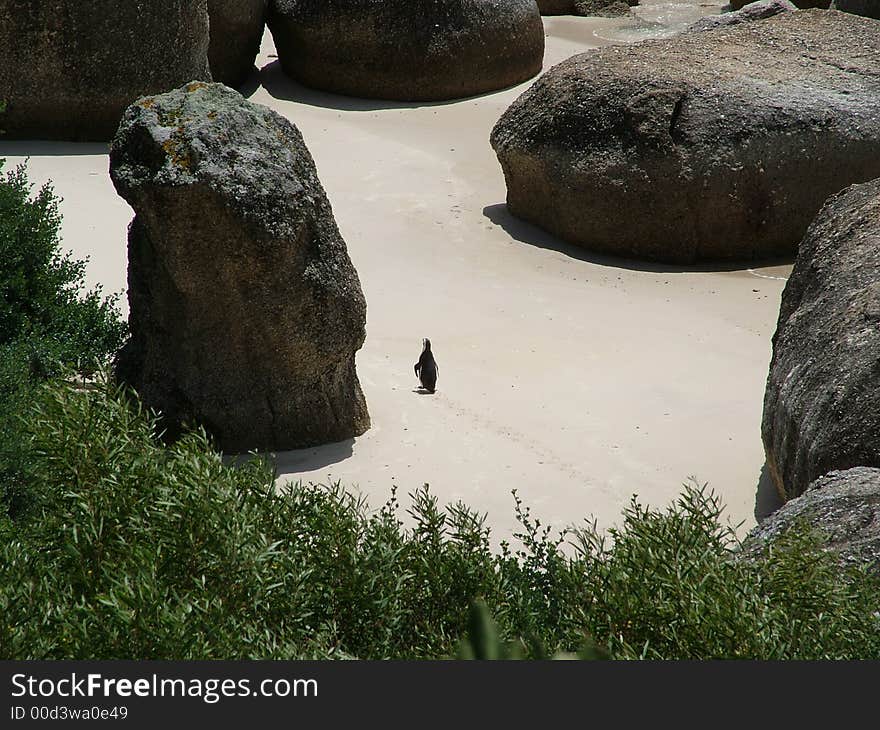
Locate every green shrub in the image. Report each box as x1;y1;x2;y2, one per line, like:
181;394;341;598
0;158;126;520
0;379;505;659
0;158;125;363
572;490;880;659
3;379;880;660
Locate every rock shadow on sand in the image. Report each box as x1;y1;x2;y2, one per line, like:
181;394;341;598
0;141;110;156
235;67;263;99
270;437;356;475
483;203;795;275
259;60;511;112
754;461;784;523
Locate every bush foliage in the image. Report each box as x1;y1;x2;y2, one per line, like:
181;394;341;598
0;159;125;366
0;159;126;519
0;158;126;521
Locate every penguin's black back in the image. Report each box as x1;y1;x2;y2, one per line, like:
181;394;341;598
415;339;438;393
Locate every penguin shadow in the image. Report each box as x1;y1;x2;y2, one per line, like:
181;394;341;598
412;386;437;396
754;461;784;523
483;203;795;274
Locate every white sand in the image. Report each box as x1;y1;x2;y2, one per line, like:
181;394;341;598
0;6;788;545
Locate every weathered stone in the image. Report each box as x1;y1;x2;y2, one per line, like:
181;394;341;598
491;10;880;263
832;0;880;18
0;1;211;141
538;0;637;15
731;0;827;8
207;0;267;87
266;0;545;101
763;178;880;500
687;0;796;31
575;0;637;16
110;82;369;453
739;468;880;575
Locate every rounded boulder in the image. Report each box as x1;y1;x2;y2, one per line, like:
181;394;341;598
266;0;545;101
491;10;880;262
0;0;211;141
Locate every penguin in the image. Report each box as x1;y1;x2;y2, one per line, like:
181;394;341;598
414;338;438;393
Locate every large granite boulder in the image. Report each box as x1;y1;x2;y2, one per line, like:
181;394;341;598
207;0;267;87
739;468;880;575
0;1;211;141
266;0;545;101
490;10;880;263
110;83;370;453
762;178;880;500
687;0;796;31
832;0;880;18
538;0;637;15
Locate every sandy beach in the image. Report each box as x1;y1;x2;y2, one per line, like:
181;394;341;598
0;5;789;545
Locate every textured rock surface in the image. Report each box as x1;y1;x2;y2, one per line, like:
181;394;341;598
207;0;267;87
266;0;545;101
687;0;796;31
739;468;880;575
110;83;370;452
731;0;827;8
491;10;880;263
832;0;880;18
0;0;211;141
538;0;637;15
763;178;880;500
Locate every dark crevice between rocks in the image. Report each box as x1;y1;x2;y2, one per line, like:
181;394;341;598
755;461;785;522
